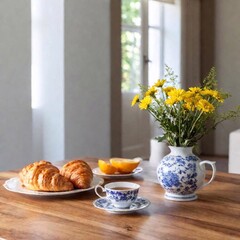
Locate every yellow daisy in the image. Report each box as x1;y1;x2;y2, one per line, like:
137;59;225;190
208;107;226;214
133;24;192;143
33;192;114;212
196;99;215;113
201;89;224;103
131;94;140;107
189;87;202;94
154;79;166;88
184;102;195;111
163;87;175;94
168;89;185;100
165;97;178;106
145;86;157;96
165;89;185;105
139;96;152;110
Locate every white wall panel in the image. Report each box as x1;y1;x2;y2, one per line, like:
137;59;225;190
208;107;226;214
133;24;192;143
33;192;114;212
31;0;64;161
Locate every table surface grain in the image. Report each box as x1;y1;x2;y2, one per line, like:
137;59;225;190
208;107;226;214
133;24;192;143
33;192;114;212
0;158;239;240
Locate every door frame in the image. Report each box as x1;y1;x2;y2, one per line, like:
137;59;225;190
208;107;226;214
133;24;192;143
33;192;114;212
110;0;122;157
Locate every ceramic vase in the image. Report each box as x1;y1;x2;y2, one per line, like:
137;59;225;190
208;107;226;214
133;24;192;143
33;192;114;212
156;146;216;201
149;139;170;167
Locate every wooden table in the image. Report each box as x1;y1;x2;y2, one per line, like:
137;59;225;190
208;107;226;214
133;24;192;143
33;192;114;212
0;158;240;240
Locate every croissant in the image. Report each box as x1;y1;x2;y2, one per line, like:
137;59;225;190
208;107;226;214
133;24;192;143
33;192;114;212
19;160;74;191
60;160;93;189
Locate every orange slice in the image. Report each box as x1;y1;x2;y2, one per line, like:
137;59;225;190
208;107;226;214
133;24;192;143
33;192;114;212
98;159;117;174
110;158;141;174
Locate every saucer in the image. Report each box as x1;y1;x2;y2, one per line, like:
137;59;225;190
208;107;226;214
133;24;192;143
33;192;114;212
92;167;143;179
93;197;150;214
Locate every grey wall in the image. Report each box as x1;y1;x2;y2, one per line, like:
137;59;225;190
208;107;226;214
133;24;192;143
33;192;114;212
0;1;32;170
64;0;111;159
212;1;240;155
0;0;114;170
32;0;113;161
200;0;240;156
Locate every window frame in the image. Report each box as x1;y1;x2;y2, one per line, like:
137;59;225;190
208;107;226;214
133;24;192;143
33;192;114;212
121;0;166;92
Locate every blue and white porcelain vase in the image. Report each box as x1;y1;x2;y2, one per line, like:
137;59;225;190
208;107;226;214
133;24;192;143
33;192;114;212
157;146;216;201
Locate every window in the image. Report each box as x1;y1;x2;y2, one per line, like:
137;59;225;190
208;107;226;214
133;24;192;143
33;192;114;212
121;0;165;92
121;0;180;158
148;1;164;85
121;0;141;92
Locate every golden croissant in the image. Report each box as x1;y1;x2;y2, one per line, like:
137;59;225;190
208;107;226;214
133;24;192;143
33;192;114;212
19;160;74;191
60;160;93;189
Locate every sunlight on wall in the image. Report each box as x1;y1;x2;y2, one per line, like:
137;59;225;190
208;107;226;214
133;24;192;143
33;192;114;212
31;0;64;161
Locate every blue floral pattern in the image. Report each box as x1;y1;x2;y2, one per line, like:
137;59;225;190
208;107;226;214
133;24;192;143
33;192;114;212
93;197;150;213
106;189;139;202
157;148;204;196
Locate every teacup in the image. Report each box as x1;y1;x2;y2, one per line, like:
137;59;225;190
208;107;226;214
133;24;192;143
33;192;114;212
95;182;140;209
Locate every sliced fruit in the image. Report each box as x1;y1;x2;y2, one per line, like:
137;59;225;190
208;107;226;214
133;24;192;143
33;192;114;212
110;158;141;173
98;159;117;174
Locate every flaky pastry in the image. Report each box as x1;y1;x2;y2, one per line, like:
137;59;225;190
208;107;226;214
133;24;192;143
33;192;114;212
19;160;74;191
60;160;93;189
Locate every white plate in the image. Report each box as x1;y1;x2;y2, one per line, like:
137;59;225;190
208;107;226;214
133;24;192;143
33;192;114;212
3;176;104;196
93;197;150;214
92;167;143;179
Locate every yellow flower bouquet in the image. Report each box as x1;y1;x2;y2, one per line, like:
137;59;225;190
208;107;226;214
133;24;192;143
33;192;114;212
132;66;240;147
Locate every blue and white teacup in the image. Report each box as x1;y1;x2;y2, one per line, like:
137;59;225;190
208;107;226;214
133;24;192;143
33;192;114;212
95;182;140;209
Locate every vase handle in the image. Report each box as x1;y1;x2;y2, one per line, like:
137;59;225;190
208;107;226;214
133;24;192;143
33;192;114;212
199;161;216;188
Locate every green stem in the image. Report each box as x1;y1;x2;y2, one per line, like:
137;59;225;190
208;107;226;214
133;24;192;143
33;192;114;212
188;111;204;137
